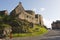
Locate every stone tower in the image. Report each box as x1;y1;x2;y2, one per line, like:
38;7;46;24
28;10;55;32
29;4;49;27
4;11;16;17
35;14;44;26
39;15;44;26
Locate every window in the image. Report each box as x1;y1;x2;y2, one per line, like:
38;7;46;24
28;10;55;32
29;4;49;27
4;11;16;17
27;16;28;18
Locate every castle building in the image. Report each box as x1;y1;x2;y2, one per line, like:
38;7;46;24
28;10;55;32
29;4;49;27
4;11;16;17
0;2;45;36
52;20;60;29
10;2;44;26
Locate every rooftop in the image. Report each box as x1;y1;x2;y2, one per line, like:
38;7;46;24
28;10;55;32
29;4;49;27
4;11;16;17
25;10;35;15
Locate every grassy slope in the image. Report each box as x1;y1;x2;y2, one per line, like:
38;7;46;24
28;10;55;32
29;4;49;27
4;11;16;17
12;25;48;37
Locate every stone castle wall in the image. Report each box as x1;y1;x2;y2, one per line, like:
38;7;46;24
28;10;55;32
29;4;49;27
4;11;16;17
10;2;44;26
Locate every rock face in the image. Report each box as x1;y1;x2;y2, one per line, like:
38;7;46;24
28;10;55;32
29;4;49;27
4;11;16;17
10;2;44;26
52;20;60;29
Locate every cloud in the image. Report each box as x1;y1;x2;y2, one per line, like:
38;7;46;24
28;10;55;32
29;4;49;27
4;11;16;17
43;17;60;29
31;8;41;14
31;8;36;11
40;8;45;12
31;8;37;13
43;18;52;28
31;8;46;14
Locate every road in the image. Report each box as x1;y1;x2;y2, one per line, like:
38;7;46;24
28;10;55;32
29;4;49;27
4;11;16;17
2;30;60;40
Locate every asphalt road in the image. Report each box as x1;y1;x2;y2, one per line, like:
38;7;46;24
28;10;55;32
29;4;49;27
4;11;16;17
1;30;60;40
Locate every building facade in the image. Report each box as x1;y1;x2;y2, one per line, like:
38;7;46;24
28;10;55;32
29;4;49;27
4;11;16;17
52;20;60;29
0;10;8;15
10;2;44;26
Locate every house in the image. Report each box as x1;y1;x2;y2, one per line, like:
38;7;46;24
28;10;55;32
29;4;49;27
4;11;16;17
0;10;8;15
52;20;60;29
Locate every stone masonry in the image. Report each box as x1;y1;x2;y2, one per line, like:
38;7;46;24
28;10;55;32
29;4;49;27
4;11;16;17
10;2;44;26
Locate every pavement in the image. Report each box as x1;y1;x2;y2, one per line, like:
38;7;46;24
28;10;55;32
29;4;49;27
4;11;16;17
1;30;60;40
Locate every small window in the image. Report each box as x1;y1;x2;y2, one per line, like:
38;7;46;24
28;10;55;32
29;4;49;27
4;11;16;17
27;16;28;18
35;15;38;18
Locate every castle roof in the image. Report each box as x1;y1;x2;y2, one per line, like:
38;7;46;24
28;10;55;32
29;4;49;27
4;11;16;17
25;10;35;15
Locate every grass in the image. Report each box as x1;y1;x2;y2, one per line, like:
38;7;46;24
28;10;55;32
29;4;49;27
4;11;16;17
12;25;48;37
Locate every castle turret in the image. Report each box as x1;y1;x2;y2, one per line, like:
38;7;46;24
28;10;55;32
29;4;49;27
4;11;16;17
35;14;44;26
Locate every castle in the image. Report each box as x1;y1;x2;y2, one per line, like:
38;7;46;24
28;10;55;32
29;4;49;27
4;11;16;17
0;2;44;27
